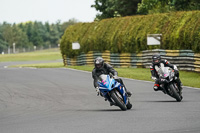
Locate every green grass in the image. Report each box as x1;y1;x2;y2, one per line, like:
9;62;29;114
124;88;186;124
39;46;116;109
12;62;65;68
66;65;94;71
65;66;200;88
180;71;200;88
0;48;62;62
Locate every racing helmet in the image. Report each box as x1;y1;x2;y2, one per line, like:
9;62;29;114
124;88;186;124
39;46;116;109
94;57;104;69
152;54;161;65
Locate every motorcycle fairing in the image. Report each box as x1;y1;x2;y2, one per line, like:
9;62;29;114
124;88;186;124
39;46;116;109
98;75;128;104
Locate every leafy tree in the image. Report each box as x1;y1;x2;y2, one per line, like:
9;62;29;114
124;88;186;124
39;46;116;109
92;0;141;20
61;18;78;36
116;0;142;16
0;22;29;51
12;24;29;49
49;23;60;47
27;22;44;48
137;0;173;14
43;22;51;47
0;39;8;53
0;23;9;52
18;22;35;48
173;0;200;11
137;0;200;15
1;23;13;46
0;19;78;52
91;0;111;20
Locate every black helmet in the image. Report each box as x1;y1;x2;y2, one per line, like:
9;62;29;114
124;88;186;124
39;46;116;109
94;57;104;69
152;54;161;65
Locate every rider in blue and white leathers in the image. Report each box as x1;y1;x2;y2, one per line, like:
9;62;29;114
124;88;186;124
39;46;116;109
92;57;132;97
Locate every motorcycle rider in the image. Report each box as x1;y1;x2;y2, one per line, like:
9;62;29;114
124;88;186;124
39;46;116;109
92;57;132;97
150;54;183;93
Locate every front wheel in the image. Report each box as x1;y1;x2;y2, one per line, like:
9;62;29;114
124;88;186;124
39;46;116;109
110;89;127;111
169;83;182;102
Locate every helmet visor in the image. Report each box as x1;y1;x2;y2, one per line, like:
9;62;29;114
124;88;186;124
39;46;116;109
153;59;159;63
96;64;102;68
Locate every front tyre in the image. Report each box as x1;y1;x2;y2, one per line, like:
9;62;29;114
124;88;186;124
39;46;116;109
169;83;182;102
110;89;127;111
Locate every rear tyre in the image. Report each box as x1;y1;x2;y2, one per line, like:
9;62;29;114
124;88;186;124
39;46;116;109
110;89;127;111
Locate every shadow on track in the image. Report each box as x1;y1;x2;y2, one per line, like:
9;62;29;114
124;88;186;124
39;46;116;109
139;100;183;103
72;108;134;112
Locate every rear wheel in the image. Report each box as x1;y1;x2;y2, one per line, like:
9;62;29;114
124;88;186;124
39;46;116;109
110;89;127;111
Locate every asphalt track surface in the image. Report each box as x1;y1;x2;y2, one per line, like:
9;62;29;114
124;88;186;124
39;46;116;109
0;61;200;133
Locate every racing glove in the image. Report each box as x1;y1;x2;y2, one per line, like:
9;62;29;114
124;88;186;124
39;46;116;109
173;65;178;71
151;76;157;81
113;75;119;79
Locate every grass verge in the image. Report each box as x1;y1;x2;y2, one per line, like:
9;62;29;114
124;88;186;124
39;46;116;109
12;62;65;68
67;66;200;88
0;48;62;62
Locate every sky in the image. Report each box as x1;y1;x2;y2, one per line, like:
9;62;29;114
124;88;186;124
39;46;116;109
0;0;99;24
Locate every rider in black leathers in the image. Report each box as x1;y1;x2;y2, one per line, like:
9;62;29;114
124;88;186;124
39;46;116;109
150;54;183;93
92;57;132;97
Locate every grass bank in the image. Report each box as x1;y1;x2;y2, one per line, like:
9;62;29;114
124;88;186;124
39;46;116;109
13;62;64;68
0;48;62;62
66;66;200;88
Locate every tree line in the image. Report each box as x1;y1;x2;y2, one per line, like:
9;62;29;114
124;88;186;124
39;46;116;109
92;0;200;20
0;19;78;53
1;0;199;53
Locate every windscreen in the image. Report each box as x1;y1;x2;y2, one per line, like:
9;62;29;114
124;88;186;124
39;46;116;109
157;67;170;78
99;74;110;87
99;74;107;82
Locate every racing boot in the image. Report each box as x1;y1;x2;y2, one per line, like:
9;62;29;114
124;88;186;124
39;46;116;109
153;86;166;94
176;78;183;94
178;83;183;96
126;91;132;97
153;84;162;91
107;99;115;106
123;86;132;97
177;83;183;100
110;102;115;106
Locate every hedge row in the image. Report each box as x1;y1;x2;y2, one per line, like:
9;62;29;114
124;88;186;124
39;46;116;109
60;11;200;58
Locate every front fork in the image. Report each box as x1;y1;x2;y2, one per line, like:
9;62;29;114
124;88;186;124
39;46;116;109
108;88;128;105
161;82;175;95
160;84;167;94
166;82;180;96
105;93;115;103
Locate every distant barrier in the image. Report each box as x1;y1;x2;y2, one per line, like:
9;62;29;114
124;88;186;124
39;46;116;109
142;49;200;72
62;49;200;72
110;53;143;68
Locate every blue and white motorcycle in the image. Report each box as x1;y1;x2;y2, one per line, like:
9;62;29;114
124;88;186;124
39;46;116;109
98;74;132;111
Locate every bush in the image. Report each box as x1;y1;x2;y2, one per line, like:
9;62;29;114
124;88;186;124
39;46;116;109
60;11;200;58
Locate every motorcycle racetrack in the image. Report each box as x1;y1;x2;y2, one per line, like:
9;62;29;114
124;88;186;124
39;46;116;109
0;62;200;133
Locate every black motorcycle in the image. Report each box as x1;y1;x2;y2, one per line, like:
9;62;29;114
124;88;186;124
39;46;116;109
152;67;183;102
